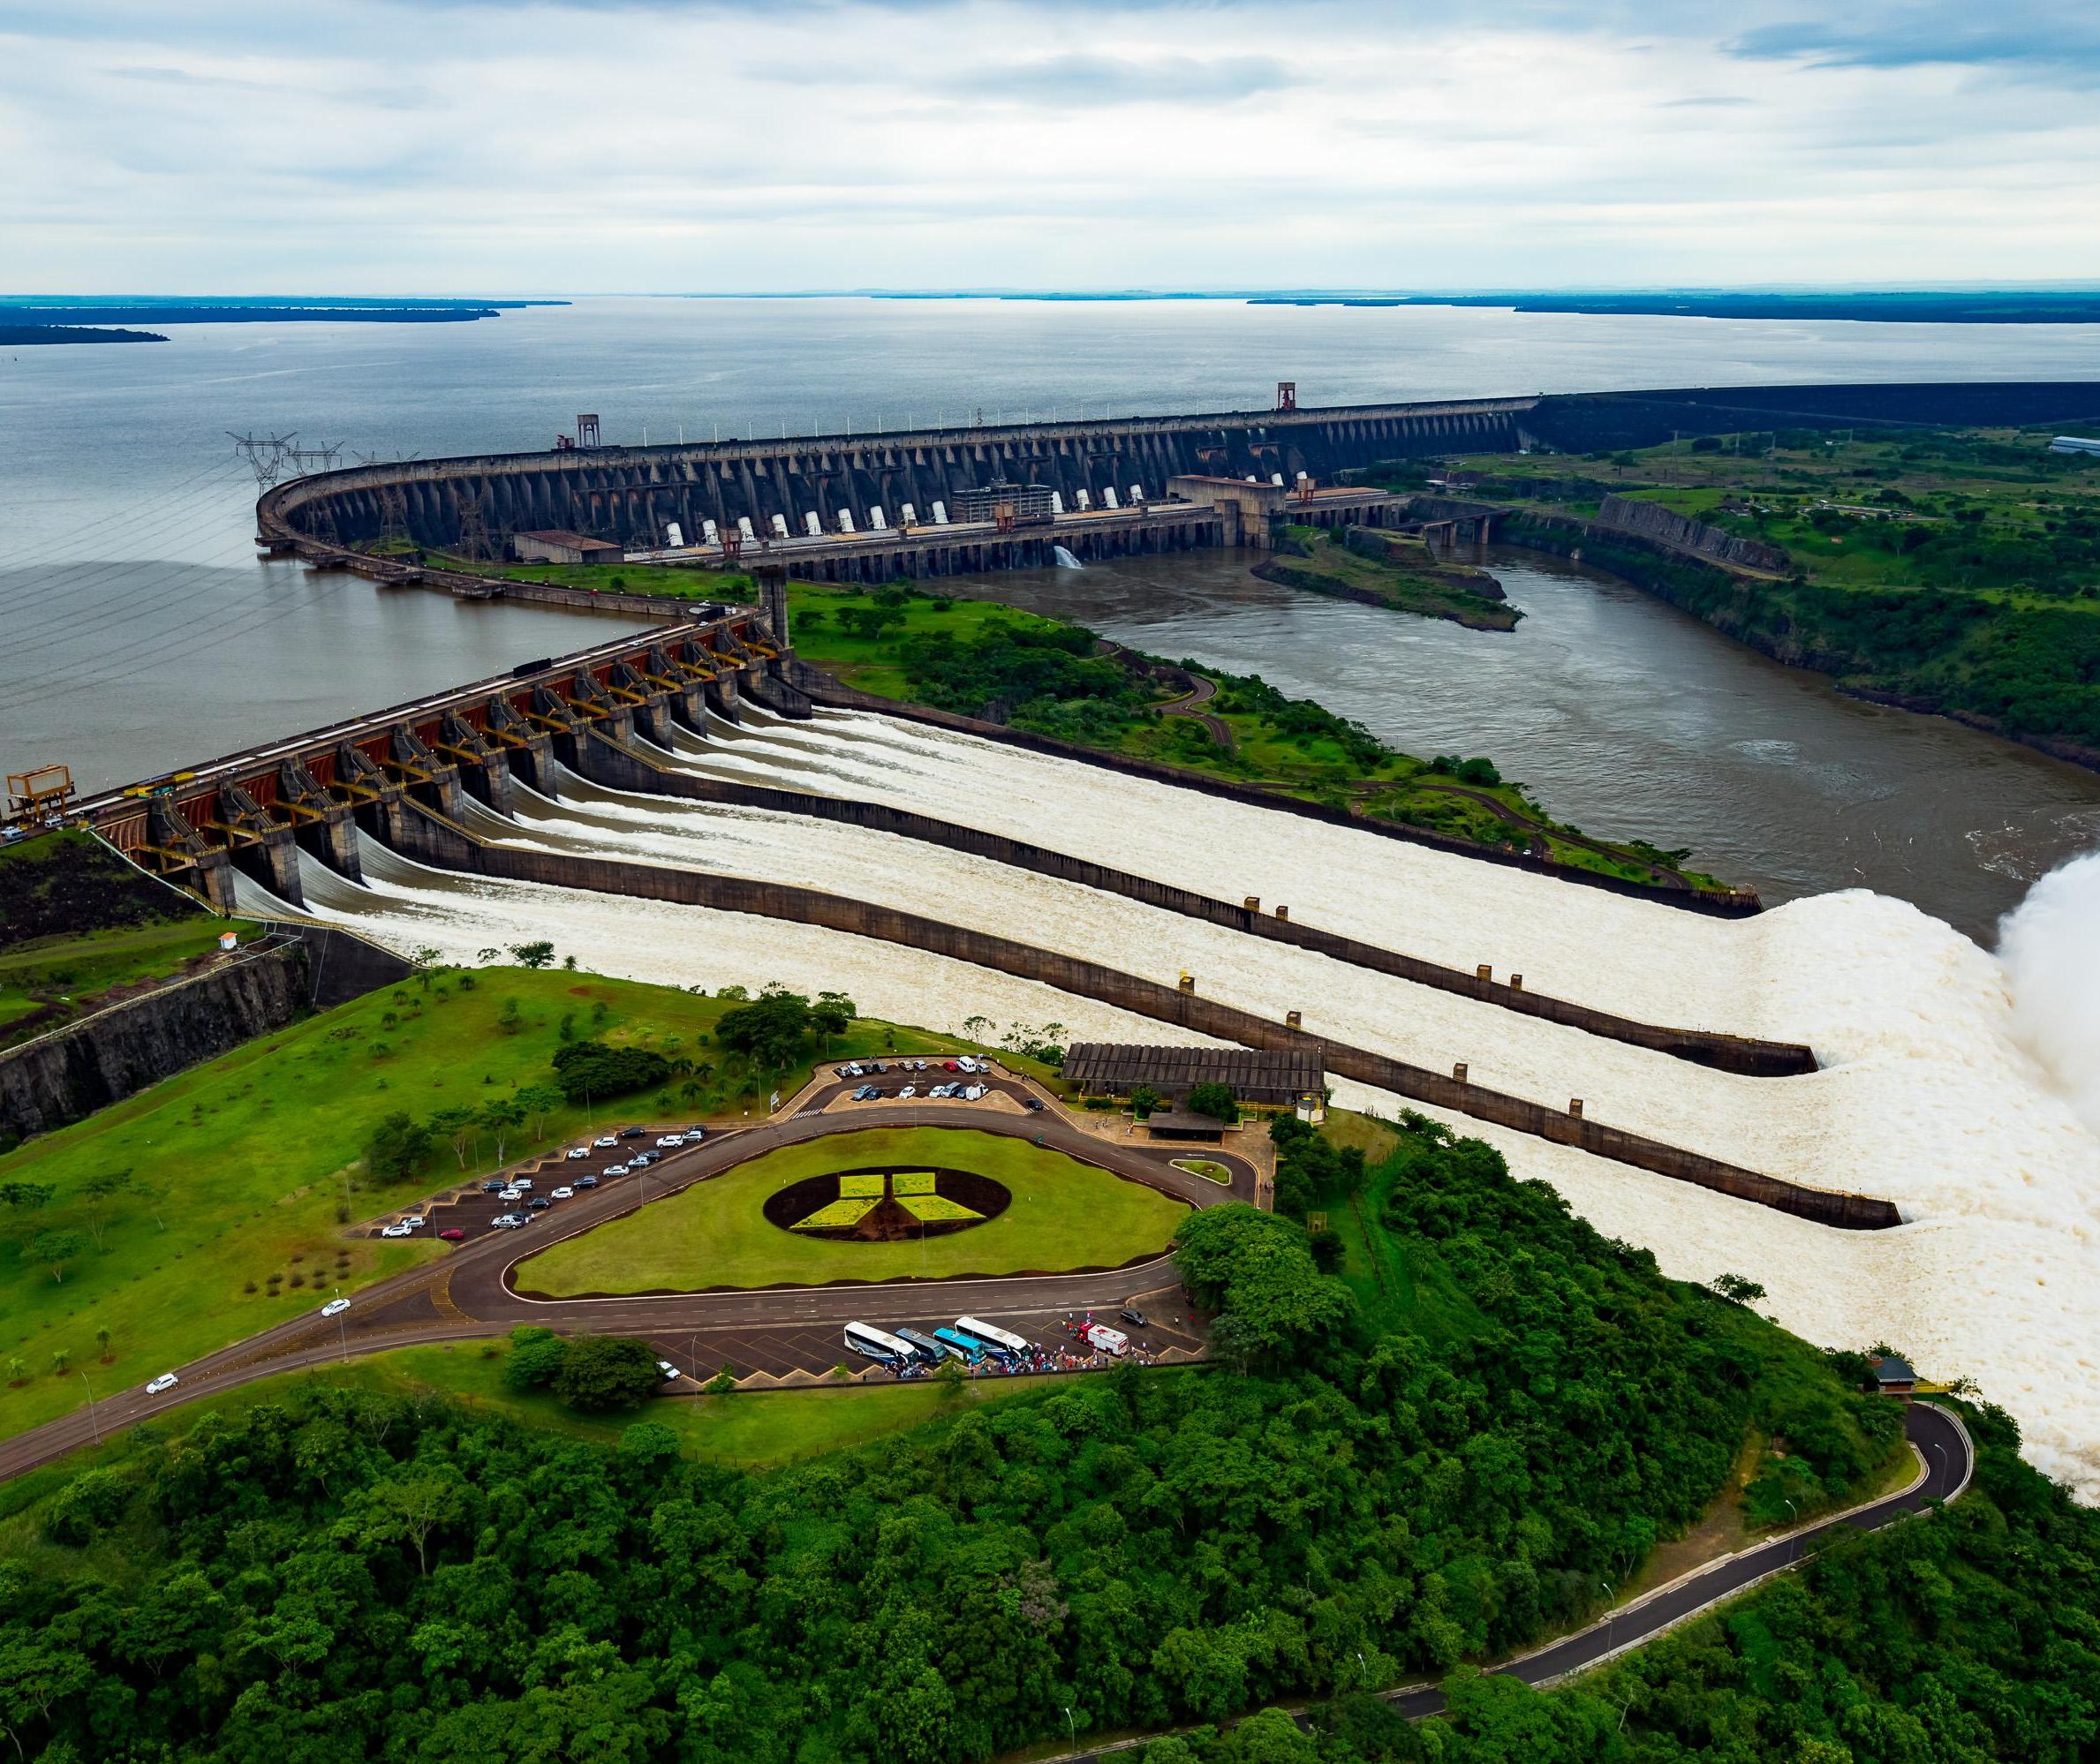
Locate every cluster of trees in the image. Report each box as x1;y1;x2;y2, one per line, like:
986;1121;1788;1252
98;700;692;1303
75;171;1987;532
502;1325;669;1411
550;1038;672;1106
1;1169;147;1290
1;1112;2081;1763
1425;755;1502;788
715;984;857;1073
897;620;1151;743
360;1086;570;1184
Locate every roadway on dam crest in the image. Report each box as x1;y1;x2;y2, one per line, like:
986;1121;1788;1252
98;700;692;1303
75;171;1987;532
0;1076;1248;1485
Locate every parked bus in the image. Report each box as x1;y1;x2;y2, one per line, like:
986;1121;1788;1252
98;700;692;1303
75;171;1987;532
932;1327;987;1365
893;1326;949;1367
842;1321;915;1366
953;1315;1031;1356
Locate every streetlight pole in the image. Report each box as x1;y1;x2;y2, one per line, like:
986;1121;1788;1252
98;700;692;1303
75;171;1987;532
1600;1578;1614;1653
79;1371;101;1446
1062;1707;1076;1752
336;1288;349;1364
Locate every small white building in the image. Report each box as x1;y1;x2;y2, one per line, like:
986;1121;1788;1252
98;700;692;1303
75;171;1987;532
2047;436;2100;456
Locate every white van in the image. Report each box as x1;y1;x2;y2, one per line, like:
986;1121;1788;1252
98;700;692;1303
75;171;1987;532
1084;1324;1129;1357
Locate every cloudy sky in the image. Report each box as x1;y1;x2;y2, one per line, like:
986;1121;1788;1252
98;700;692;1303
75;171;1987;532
4;0;2097;293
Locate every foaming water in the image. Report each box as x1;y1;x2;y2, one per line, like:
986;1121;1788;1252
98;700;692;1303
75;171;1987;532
284;719;2100;1496
2000;850;2100;1138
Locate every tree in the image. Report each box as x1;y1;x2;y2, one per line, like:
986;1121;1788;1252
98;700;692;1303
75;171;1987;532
516;1084;566;1141
497;997;525;1035
550;1039;671;1105
74;1170;136;1250
1711;1271;1768;1305
1129;1085;1163;1120
510;940;555;969
360;1471;467;1576
477;1099;525;1164
363;1112;435;1182
715;985;817;1073
29;1229;88;1285
502;1326;570;1391
935;1357;966;1399
1184;1082;1239;1123
1172;1205;1352;1370
811;990;857;1049
429;1107;481;1170
554;1335;666;1412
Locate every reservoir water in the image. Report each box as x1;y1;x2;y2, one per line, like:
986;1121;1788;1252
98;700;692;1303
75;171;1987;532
4;295;2098;931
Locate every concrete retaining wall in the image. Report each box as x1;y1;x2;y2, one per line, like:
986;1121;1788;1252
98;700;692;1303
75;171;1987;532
1596;495;1790;574
389;799;1893;1230
573;731;1811;1076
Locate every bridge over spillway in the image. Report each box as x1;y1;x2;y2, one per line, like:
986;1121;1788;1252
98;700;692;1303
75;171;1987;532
257;395;1534;576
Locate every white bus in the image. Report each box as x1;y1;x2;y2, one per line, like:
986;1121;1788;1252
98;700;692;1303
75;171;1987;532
843;1321;915;1365
952;1315;1031;1357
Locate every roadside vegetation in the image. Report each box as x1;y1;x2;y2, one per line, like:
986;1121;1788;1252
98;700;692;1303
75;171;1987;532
515;1125;1186;1293
3;1109;2068;1764
0;968;1044;1439
1254;522;1522;630
1439;426;2100;757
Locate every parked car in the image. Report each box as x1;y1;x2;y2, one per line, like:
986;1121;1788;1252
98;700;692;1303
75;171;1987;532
684;1125;707;1139
551;1186;575;1200
854;1085;880;1101
381;1223;413;1238
897;1085;916;1100
658;1360;681;1382
512;1178;533;1192
912;1059;929;1071
492;1213;526;1230
869;1061;887;1074
1024;1097;1046;1112
321;1297;351;1317
630;1152;657;1167
942;1060;960;1072
499;1187;524;1202
593;1135;617;1148
958;1056;981;1074
438;1227;465;1241
603;1164;629;1177
1118;1307;1149;1330
566;1146;591;1160
527;1197;552;1211
399;1215;427;1229
969;1085;989;1101
145;1373;179;1396
656;1135;685;1148
619;1126;647;1139
576;1174;601;1188
481;1180;506;1193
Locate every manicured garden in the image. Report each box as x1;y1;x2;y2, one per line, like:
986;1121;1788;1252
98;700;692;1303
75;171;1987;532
515;1125;1188;1293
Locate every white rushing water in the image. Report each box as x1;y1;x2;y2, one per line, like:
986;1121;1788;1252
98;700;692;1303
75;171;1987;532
264;707;2100;1497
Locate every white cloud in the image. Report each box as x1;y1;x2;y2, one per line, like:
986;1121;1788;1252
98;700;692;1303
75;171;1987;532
1;0;2096;289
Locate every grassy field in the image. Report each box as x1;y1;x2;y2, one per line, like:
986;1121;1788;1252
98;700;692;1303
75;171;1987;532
0;969;1046;1440
0;917;260;1051
517;1125;1187;1293
1170;1157;1232;1185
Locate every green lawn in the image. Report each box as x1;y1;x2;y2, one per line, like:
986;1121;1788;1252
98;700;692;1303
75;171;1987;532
0;969;1044;1441
517;1125;1187;1293
1170;1157;1232;1185
0;918;259;1052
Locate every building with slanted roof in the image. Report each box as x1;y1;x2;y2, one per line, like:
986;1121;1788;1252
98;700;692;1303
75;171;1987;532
1870;1353;1917;1396
1062;1043;1323;1108
512;529;623;565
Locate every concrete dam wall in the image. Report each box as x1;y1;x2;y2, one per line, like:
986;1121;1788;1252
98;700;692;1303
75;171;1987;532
261;398;1532;554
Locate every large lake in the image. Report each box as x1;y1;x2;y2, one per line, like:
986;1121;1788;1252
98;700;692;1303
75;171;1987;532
4;295;2097;932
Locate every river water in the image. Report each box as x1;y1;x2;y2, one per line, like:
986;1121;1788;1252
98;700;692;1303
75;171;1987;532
4;295;2098;929
957;547;2100;939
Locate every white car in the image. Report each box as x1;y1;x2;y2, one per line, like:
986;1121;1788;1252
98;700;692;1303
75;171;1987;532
321;1298;350;1317
964;1084;986;1101
566;1146;591;1160
897;1085;916;1100
400;1216;427;1229
655;1134;685;1148
492;1213;526;1230
512;1178;533;1192
593;1135;617;1148
658;1360;681;1382
603;1164;629;1177
381;1223;414;1239
550;1186;575;1200
499;1187;524;1202
145;1373;179;1396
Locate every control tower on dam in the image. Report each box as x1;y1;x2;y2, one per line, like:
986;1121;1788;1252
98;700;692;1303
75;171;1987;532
259;395;1536;562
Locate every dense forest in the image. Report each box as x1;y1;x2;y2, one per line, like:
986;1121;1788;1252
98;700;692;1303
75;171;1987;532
0;1114;2013;1761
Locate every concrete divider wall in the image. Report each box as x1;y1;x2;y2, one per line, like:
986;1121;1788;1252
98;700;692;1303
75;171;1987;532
786;664;1765;918
390;799;1894;1230
575;732;1812;1076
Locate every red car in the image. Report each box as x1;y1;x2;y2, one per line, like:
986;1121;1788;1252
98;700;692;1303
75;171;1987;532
942;1060;960;1071
438;1227;465;1242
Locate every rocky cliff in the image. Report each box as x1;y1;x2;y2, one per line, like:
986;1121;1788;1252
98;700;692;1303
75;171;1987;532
1595;494;1791;574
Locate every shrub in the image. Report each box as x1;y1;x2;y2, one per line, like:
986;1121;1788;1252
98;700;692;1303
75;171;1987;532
46;1468;131;1546
554;1335;667;1412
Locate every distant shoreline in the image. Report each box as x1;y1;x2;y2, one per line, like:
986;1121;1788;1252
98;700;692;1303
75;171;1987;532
0;324;166;345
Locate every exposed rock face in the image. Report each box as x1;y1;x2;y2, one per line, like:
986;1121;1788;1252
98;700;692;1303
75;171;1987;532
1596;494;1790;574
